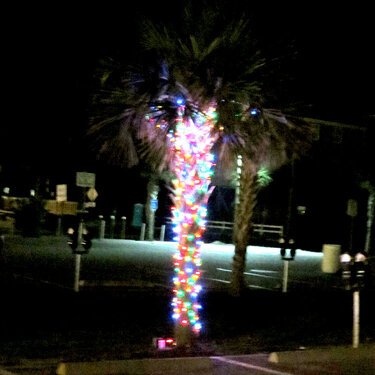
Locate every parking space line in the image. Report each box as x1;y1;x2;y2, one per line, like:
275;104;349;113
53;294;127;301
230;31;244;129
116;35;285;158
205;277;230;284
211;356;295;375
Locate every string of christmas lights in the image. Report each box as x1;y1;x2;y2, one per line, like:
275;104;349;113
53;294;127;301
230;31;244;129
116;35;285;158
147;98;218;336
170;101;217;334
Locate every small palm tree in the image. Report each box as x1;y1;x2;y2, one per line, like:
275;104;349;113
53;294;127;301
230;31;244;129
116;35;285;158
217;107;312;295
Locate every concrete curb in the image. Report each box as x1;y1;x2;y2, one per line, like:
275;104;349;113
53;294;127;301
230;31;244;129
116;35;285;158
0;368;17;375
269;344;375;364
57;356;213;375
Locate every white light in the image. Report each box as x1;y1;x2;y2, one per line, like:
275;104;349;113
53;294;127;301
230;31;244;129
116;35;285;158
340;253;352;263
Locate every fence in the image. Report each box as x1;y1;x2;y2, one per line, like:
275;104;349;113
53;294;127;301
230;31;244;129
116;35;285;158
164;218;284;240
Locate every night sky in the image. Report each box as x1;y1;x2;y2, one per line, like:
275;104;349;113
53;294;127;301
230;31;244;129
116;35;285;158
2;2;374;199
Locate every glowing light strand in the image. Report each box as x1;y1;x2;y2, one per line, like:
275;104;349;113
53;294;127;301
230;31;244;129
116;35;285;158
169;103;217;334
147;100;218;336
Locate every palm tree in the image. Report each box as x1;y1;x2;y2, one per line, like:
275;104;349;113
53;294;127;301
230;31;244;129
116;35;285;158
88;58;173;240
217;108;312;295
88;4;313;343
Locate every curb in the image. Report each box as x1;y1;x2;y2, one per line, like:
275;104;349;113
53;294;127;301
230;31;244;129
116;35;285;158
269;344;375;364
57;356;213;375
0;368;17;375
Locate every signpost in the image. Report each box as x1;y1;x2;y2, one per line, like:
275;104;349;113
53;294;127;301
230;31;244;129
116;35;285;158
76;172;96;213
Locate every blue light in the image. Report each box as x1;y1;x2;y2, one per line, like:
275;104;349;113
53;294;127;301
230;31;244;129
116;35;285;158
194;322;202;331
176;98;185;106
250;109;258;116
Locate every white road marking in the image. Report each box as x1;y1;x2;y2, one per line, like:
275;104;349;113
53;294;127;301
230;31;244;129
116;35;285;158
217;268;279;279
211;356;295;375
205;278;230;284
244;272;278;279
248;284;275;291
216;267;231;272
251;269;279;274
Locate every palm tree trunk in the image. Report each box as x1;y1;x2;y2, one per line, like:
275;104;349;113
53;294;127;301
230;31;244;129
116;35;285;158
231;157;258;296
145;176;159;241
365;191;375;254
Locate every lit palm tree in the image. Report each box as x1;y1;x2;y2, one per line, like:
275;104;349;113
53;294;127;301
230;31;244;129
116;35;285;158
88;5;312;343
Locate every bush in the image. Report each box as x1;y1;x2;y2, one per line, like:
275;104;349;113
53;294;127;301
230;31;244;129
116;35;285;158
15;198;46;237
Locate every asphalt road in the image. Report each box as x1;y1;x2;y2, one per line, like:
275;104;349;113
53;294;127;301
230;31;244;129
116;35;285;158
2;235;338;292
211;353;375;375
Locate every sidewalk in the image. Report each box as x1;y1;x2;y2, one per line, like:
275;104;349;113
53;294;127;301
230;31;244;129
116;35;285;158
1;345;374;375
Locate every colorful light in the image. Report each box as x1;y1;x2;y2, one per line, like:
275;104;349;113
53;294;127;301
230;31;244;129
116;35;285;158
147;99;216;338
171;102;217;335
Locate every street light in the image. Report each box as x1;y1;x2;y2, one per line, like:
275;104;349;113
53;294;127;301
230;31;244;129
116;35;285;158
340;251;368;348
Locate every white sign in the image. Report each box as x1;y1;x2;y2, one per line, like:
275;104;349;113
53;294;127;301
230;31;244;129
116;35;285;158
76;172;96;188
87;188;98;202
84;202;96;208
56;184;67;202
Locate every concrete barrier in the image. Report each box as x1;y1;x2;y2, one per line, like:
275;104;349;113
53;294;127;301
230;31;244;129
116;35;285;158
269;344;375;364
57;356;213;375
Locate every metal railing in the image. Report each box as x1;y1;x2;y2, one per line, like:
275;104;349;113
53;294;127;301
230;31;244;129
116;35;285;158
165;218;283;237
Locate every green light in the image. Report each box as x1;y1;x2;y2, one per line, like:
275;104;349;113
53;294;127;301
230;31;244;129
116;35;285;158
257;166;273;187
177;290;184;297
187;234;195;241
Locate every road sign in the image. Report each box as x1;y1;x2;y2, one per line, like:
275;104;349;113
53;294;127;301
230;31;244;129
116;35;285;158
76;172;96;188
87;188;98;202
56;184;67;202
84;202;96;208
151;199;158;211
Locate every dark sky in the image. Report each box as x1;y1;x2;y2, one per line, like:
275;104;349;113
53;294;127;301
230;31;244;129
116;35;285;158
2;2;374;184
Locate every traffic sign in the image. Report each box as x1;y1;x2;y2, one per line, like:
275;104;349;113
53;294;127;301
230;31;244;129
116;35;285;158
56;184;67;202
151;199;158;211
84;202;96;208
76;172;96;188
87;188;98;201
